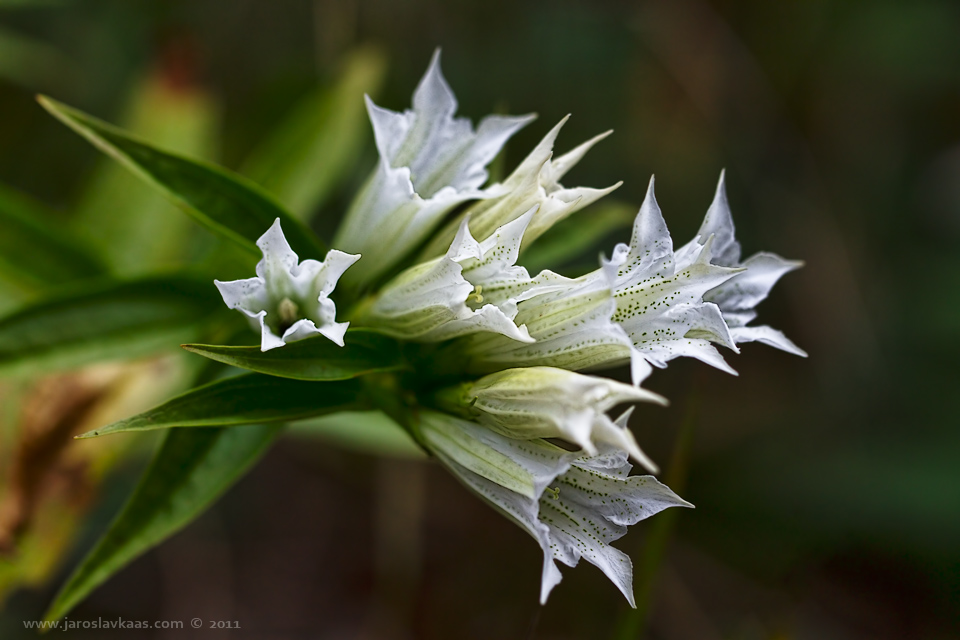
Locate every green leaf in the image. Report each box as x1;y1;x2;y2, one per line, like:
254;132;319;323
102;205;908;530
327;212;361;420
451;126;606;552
0;275;223;376
44;424;282;622
520;200;637;274
183;329;407;381
289;410;425;459
79;373;365;438
73;68;220;275
243;46;387;220
37;96;326;260
0;183;106;288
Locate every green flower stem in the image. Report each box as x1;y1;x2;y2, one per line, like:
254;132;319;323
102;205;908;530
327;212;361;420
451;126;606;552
361;372;427;452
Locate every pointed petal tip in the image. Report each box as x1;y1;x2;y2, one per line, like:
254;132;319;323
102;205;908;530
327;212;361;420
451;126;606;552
414;48;457;115
639;175;659;210
645;390;669;407
426;48;443;77
547;114;571;136
627;438;660;474
635;453;660;475
602;181;624;196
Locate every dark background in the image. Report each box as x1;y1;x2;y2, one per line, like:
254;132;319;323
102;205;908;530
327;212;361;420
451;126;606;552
1;0;959;638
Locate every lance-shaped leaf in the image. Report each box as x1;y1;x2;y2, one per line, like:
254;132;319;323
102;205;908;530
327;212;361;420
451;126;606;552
183;330;407;380
72;65;220;275
0;183;106;287
37;96;326;259
78;374;364;438
0;275;223;376
243;46;387;220
43;424;282;622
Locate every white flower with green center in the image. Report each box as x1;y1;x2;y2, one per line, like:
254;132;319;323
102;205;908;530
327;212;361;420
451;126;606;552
421;116;620;258
437;366;666;472
334;50;534;289
355;208;545;343
214;219;359;351
418;410;692;605
463;180;745;382
601;177;745;374
674;172;807;357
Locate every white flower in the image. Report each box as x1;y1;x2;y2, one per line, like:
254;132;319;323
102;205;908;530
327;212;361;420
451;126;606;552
463;267;651;383
421;116;620;259
601;177;744;374
355;208;544;343
674;172;807;357
214;219;359;351
418;410;692;605
464;177;748;382
333;50;534;289
439;367;666;472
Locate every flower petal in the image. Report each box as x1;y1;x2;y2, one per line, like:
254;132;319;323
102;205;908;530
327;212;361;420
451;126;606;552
420;411;572;499
466;270;641;379
215;221;357;351
600;181;743;374
334;52;533;288
214;276;267;317
705;252;803;327
358;214;541;343
543;447;692;606
674;171;805;355
603;176;674;289
729;325;808;357
419;413;691;606
462;367;664;469
675;170;741;268
255;218;300;289
421;117;620;258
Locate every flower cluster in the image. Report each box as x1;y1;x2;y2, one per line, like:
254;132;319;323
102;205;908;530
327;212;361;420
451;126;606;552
215;52;804;605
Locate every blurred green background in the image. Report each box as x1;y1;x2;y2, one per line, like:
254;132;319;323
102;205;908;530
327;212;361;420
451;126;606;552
0;0;958;638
